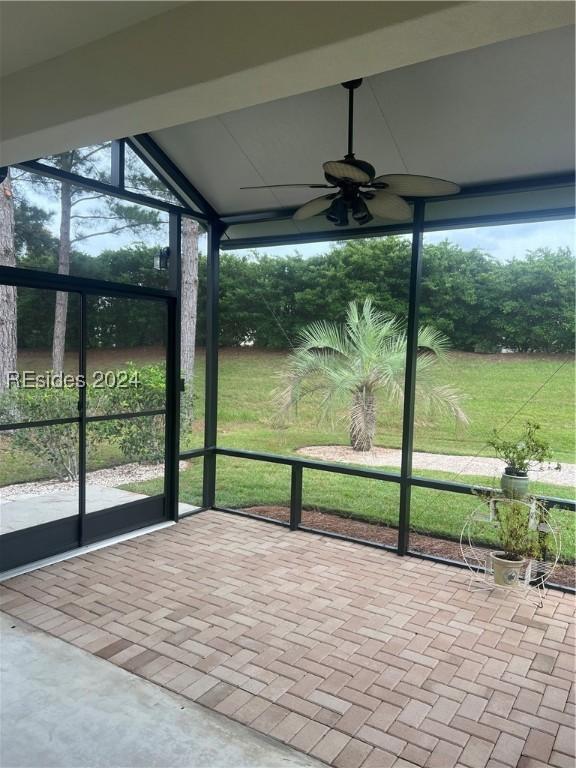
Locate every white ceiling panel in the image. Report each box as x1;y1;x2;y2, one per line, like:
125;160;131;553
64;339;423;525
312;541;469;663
152;117;281;213
151;25;575;219
367;26;575;184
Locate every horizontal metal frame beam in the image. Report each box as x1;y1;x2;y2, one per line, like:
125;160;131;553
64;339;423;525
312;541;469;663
179;447;211;460
85;409;165;423
215;447;402;483
213;505;290;528
220;204;575;251
215;447;575;510
221;207;298;226
178;506;210;519
219;172;575;250
409;474;576;511
0;416;78;432
220;172;576;227
433;172;576;201
16;160;209;223
1;409;166;433
221;223;413;250
298;524;397;553
0;265;175;299
129;134;220;222
425;207;575;232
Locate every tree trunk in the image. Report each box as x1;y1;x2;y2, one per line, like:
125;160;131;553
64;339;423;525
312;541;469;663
180;218;199;424
0;170;17;393
52;179;72;373
349;388;376;452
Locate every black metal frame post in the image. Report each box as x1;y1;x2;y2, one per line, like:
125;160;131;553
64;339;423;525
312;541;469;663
165;212;182;521
290;465;303;530
165;297;180;521
111;139;125;189
398;200;425;554
78;293;87;545
203;220;225;507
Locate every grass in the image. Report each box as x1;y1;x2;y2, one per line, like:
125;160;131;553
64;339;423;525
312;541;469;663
13;346;574;462
215;349;575;464
3;347;574;560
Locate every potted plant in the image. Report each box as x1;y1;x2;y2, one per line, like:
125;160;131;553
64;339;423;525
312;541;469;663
491;499;540;586
487;421;555;499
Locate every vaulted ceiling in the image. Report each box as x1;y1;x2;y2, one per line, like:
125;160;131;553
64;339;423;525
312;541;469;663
151;26;575;217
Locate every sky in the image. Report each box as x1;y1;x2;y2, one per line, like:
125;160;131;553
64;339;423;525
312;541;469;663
233;219;575;262
99;216;574;263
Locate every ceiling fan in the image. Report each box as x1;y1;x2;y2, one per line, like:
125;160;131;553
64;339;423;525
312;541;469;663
241;79;460;227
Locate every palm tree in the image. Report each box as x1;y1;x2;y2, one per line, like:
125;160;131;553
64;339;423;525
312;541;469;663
275;298;468;452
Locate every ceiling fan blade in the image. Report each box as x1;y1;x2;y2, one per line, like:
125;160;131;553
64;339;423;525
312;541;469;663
364;191;412;221
373;174;460;197
293;194;334;221
240;183;334;190
322;161;371;184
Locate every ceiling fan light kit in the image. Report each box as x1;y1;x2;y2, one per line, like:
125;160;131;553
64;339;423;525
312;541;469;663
241;78;461;227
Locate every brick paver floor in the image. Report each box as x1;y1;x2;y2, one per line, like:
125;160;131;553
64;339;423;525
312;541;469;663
1;511;574;768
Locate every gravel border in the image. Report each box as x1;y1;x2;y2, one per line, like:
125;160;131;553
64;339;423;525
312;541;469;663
1;461;188;503
297;445;574;487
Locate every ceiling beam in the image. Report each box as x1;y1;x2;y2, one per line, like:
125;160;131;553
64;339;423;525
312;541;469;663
128;134;219;220
2;1;573;165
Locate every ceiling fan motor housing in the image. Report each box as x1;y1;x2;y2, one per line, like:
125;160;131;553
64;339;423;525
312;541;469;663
323;157;376;186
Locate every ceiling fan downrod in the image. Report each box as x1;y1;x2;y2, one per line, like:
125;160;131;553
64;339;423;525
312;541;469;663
342;79;363;159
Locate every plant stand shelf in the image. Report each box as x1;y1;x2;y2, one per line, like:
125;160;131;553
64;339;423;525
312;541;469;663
459;494;560;607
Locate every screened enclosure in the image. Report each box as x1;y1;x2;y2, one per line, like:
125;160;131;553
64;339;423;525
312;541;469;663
0;22;574;589
0;139;573;591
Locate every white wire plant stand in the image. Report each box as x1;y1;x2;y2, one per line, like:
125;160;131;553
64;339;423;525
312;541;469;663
460;493;560;607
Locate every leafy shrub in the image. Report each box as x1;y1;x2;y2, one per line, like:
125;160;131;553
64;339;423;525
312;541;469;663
97;362;165;413
95;363;166;462
0;386;85;481
487;421;554;475
493;499;540;560
0;364;166;481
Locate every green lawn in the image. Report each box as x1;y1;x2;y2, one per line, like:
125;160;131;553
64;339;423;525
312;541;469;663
215;349;575;464
2;347;574;560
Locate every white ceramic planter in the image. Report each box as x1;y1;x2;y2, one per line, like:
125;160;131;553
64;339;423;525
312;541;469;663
491;551;526;586
500;471;529;499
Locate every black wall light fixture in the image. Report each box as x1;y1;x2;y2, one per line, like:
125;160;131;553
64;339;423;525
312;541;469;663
154;246;170;270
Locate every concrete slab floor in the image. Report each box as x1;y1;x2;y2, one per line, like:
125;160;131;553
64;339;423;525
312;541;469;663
0;613;324;768
0;486;147;534
0;485;196;534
